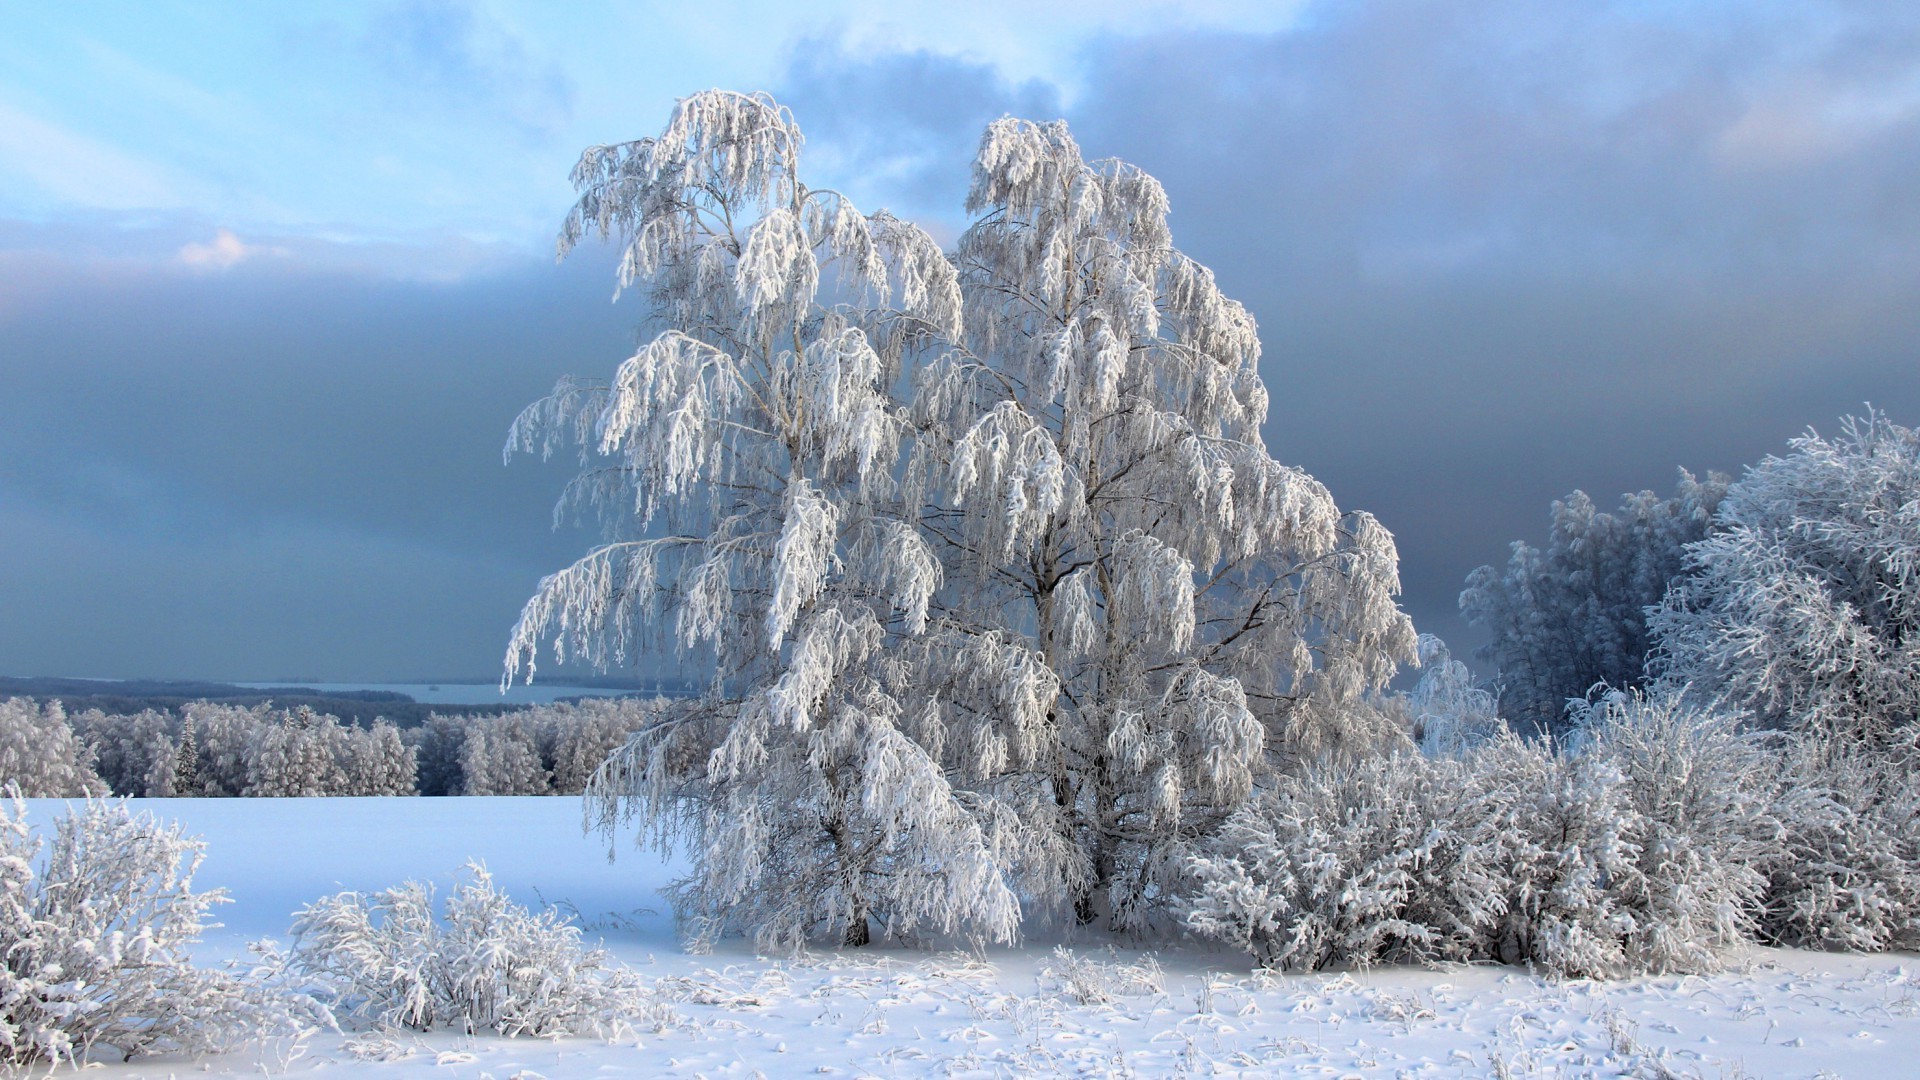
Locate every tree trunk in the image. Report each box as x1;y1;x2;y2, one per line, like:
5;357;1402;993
843;903;870;947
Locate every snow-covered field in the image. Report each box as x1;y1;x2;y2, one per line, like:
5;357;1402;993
28;797;1916;1079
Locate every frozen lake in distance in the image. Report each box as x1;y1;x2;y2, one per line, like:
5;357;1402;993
233;681;655;705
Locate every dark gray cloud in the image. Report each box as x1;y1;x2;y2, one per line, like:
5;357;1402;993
6;1;1920;680
1045;1;1920;646
0;240;641;680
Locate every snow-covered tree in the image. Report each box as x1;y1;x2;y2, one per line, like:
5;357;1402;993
181;702;271;798
338;719;418;797
540;698;662;795
1462;471;1728;738
0;797;308;1065
171;715;203;796
458;716;550;796
245;709;349;797
909;117;1417;928
1651;411;1920;741
510;91;1019;948
406;715;470;797
72;707;177;797
0;700;107;798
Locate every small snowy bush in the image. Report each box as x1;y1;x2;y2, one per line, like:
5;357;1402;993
1039;947;1165;1005
1470;693;1768;979
0;797;307;1066
1188;691;1768;979
285;863;659;1037
1184;751;1496;971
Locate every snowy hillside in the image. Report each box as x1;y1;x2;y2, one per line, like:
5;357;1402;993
25;796;1914;1079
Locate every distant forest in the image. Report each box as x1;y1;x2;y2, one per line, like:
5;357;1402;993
0;676;691;728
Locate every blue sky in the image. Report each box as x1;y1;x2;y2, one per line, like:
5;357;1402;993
3;1;1918;680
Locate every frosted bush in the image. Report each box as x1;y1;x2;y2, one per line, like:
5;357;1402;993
0;797;310;1066
1756;735;1920;952
1189;691;1769;979
286;863;661;1038
1039;947;1165;1005
1185;751;1496;971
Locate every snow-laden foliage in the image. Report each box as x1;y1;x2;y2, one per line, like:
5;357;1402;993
0;798;309;1065
458;714;551;796
1755;733;1920;952
65;703;417;798
1184;751;1496;971
285;863;659;1037
1462;471;1728;738
0;699;107;797
511;90;1016;949
73;706;178;796
1187;691;1769;979
1403;635;1503;757
1651;411;1920;741
910;117;1417;931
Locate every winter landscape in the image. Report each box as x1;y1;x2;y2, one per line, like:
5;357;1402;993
6;4;1920;1078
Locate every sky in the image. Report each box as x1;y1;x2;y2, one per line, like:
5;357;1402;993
2;0;1917;681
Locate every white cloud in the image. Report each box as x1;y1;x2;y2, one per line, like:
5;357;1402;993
177;229;262;269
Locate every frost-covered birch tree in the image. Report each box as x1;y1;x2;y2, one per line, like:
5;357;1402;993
507;91;1020;949
910;119;1418;929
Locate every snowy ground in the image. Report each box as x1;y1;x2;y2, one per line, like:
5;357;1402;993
23;797;1918;1079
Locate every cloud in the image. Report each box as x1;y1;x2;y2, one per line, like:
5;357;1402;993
774;36;1062;231
177;228;267;269
766;1;1920;645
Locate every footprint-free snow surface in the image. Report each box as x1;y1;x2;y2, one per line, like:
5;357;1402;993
29;797;1917;1078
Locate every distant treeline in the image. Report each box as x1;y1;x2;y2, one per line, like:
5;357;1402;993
0;676;689;729
0;696;670;798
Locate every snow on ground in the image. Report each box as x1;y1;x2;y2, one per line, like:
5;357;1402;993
22;797;1918;1079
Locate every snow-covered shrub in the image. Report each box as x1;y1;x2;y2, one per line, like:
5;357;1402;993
0;699;107;797
1568;692;1770;973
1189;691;1767;979
1651;410;1920;740
1039;947;1165;1005
1755;734;1920;952
1463;471;1727;738
1184;751;1496;971
0;797;308;1065
286;863;658;1037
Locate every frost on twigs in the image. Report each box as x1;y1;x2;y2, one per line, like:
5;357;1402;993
1187;691;1772;979
0;796;314;1066
281;863;667;1038
922;115;1418;930
511;89;1012;950
1651;409;1920;742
